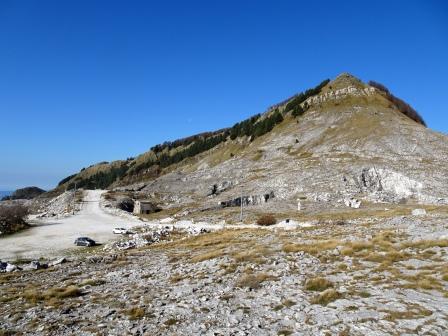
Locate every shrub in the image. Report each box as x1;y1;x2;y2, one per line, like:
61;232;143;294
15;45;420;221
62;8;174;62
256;214;276;226
0;204;29;234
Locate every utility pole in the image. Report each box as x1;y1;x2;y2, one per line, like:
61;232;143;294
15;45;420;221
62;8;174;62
73;182;77;215
240;184;243;222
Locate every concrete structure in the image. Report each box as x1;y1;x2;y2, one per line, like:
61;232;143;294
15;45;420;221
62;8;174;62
133;200;159;215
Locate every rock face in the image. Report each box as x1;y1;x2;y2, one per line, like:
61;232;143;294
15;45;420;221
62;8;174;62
219;192;275;208
1;186;45;201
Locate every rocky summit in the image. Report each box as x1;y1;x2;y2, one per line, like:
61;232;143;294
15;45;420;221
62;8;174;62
1;73;448;336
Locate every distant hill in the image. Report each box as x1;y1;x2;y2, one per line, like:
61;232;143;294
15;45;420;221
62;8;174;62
2;187;46;201
0;191;12;200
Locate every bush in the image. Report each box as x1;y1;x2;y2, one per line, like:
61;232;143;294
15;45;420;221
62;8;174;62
0;204;29;234
256;214;276;226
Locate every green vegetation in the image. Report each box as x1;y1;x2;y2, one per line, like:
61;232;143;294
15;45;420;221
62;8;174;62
58;78;329;189
57;173;77;186
284;79;330;117
68;164;128;190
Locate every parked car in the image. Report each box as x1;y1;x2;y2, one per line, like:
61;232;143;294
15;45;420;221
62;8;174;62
113;228;129;234
74;237;96;247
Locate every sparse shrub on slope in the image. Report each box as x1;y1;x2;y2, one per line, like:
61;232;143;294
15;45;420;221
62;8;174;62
257;214;277;226
368;80;426;126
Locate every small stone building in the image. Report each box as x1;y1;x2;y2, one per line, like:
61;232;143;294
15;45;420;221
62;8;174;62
133;200;159;215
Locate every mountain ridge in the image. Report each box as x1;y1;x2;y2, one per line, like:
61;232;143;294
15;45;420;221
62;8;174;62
53;73;428;195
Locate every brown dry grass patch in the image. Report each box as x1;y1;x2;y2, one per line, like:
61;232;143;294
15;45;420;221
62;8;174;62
304;277;334;291
235;273;276;289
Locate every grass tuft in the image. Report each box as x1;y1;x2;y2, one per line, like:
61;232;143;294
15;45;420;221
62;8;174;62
304;277;333;291
236;273;276;289
124;307;145;320
310;289;341;305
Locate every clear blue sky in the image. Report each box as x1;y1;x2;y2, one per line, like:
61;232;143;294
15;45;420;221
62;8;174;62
0;0;447;190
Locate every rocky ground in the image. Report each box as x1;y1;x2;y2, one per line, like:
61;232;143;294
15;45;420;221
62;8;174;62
1;209;447;336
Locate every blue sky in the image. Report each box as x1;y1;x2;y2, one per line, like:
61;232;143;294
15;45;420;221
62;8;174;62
0;0;447;190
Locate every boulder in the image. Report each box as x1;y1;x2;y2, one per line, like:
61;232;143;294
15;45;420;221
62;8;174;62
30;260;48;270
50;257;67;266
6;263;19;272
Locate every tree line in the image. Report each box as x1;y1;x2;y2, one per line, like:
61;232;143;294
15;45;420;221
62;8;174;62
59;79;330;189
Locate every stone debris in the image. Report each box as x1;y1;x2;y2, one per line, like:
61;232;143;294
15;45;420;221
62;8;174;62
411;208;427;216
35;191;81;218
0;261;20;272
344;198;361;209
186;227;210;235
105;226;210;251
106;228;171;251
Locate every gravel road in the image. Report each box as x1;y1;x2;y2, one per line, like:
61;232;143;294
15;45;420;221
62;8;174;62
0;190;141;261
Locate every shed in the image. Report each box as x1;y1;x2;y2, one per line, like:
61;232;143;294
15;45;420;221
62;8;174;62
133;200;159;214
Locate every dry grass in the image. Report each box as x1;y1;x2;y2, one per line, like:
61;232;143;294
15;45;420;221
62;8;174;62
235;273;276;289
190;249;226;263
282;299;296;307
382;304;432;321
310;289;341;305
400;239;448;250
402;274;443;291
124;307;145;320
23;285;82;304
231;245;273;264
169;273;186;284
304;277;334;291
283;239;340;255
164;318;178;326
340;241;373;256
80;279;106;287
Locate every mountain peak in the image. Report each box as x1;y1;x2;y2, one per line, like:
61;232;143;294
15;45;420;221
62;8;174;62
326;72;365;90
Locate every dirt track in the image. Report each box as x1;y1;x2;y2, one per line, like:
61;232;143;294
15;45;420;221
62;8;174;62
0;190;141;261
